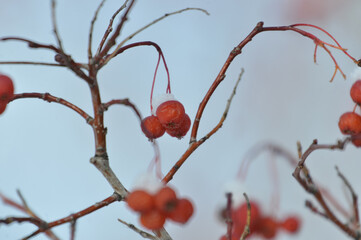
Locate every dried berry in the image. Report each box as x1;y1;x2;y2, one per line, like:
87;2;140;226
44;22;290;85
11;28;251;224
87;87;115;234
0;74;14;103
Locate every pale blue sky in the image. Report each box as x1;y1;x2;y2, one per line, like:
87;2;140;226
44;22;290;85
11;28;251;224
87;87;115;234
1;0;361;239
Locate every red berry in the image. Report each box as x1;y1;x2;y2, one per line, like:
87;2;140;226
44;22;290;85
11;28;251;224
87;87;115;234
258;216;279;239
166;114;191;138
338;112;361;135
168;198;194;224
141;115;165;140
156;100;186;129
232;201;261;234
154;187;178;214
140;209;166;230
281;216;301;234
350;80;361;105
0;74;14;103
126;190;155;213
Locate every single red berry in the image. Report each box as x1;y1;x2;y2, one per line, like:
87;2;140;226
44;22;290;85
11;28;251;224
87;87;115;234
258;216;279;239
281;216;301;234
156;100;186;129
140;209;166;230
232;201;261;234
168;198;194;224
154;186;178;214
141;115;165;140
338;112;361;135
166;114;191;138
0;74;14;103
0;102;7;114
350;80;361;105
126;190;155;213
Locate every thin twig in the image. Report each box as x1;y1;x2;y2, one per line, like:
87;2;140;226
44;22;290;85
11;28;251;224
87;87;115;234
11;93;93;125
70;218;76;240
118;219;157;239
225;193;233;240
240;193;251;240
0;61;64;67
0;37;60;53
102;98;142;121
117;7;209;48
335;166;359;225
88;0;107;61
51;0;64;51
95;0;130;56
163;69;244;183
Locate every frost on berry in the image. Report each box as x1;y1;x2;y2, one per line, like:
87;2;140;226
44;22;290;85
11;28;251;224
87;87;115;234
338;112;361;135
156;100;186;129
151;93;175;116
350;80;361;105
132;173;164;195
141;115;165;140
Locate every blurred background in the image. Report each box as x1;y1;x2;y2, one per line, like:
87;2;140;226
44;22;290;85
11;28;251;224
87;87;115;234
1;0;361;239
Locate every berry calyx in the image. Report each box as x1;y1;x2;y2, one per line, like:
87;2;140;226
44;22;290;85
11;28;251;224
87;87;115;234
168;198;194;224
0;74;14;103
154;186;178;214
156;100;186;129
338;112;361;135
350;80;361;105
141;115;165;140
281;216;301;234
126;190;155;213
140;209;166;230
165;114;191;138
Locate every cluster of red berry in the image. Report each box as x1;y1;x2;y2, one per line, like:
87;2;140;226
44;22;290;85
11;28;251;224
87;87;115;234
141;95;191;140
0;74;14;114
338;80;361;147
126;185;194;230
220;200;301;240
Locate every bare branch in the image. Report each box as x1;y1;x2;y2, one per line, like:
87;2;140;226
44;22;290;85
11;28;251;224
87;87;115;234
51;0;64;51
118;218;157;239
88;0;107;60
0;61;64;67
117;7;209;49
11;92;93;125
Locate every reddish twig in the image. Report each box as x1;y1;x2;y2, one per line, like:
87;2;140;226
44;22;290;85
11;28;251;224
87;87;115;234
240;193;251;240
293;138;360;239
118;218;157;239
163;69;244;183
225;193;234;240
335;166;360;225
0;37;60;52
22;193;122;239
95;0;135;63
102;98;143;121
10;93;93;124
